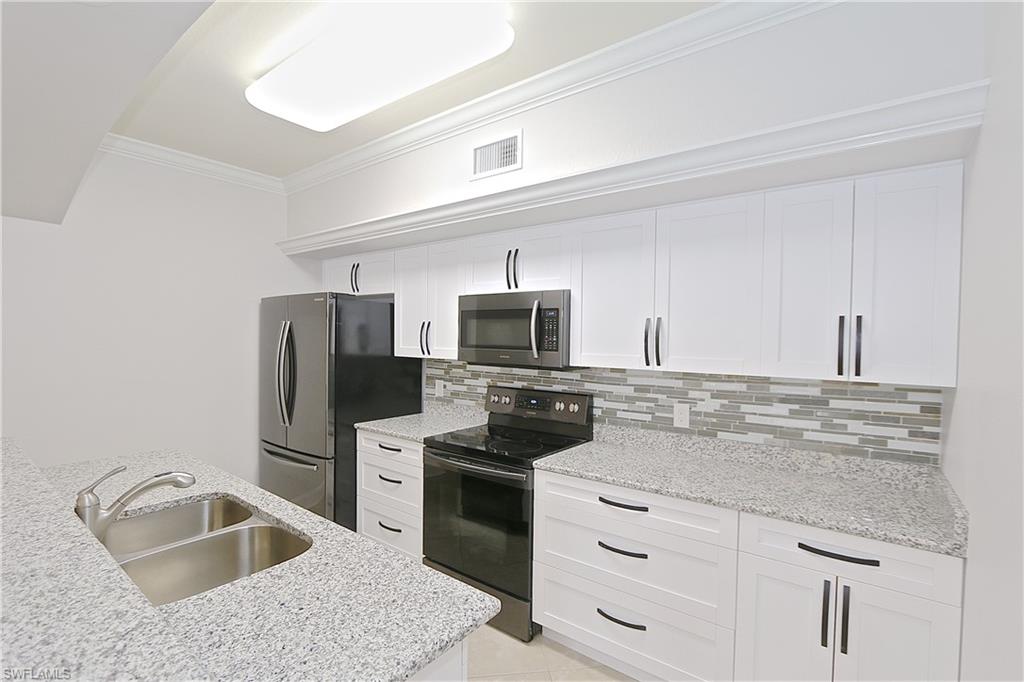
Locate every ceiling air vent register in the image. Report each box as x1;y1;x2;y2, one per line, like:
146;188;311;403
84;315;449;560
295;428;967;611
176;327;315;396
472;130;523;180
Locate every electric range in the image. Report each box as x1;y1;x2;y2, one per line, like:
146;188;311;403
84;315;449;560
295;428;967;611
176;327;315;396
421;385;593;642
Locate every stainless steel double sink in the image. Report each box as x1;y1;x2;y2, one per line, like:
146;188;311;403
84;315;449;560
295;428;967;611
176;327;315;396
103;497;311;606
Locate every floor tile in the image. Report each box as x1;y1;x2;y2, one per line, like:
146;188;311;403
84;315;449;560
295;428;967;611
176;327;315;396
469;672;552;682
548;664;635;682
467;625;551;677
539;637;599;672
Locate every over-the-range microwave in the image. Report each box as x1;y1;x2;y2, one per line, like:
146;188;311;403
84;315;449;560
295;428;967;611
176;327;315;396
457;290;570;369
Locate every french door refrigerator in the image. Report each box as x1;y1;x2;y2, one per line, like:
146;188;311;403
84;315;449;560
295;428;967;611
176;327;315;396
259;293;422;530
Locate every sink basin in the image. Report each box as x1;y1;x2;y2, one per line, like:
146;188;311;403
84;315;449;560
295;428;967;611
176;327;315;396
118;524;311;605
103;497;252;556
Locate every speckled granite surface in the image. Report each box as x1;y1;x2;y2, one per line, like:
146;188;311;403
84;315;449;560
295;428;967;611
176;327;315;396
1;439;209;680
535;425;968;557
7;441;498;681
355;401;485;443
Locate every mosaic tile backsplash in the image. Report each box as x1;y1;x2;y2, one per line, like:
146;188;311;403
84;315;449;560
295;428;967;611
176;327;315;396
425;360;947;466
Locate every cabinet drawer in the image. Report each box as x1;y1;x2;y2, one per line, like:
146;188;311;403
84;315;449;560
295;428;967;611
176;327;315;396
536;498;737;627
357;451;422;517
738;513;964;606
536;471;738;548
358;497;422;558
357;430;423;468
534;562;735;681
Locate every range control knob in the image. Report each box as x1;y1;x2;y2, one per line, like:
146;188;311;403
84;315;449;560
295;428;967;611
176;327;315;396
554;401;565;411
501;395;512;405
568;402;580;414
490;394;500;403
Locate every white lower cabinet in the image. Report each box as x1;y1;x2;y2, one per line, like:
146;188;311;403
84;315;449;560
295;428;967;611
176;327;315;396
355;429;423;559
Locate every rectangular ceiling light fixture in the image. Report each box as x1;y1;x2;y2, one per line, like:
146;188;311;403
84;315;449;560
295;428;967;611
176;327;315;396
245;3;515;133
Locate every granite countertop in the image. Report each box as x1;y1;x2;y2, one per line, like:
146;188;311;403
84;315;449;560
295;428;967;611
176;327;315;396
3;439;499;681
355;401;486;443
535;425;968;558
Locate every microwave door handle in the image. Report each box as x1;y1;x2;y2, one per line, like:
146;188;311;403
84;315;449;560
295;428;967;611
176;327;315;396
530;299;540;359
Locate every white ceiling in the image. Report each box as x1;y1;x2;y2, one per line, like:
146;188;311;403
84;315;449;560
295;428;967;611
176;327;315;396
112;1;708;178
1;1;210;223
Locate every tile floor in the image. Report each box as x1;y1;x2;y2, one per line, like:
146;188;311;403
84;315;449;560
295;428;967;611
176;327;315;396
466;624;634;682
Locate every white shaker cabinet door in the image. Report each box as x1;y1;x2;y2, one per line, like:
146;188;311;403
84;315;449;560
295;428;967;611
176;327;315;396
464;225;569;294
734;553;837;682
568;211;657;369
761;181;855;380
425;241;464;360
463;232;517;294
850;164;963;386
654;195;765;374
394;246;430;358
323;255;360;295
352;249;395;295
832;579;961;682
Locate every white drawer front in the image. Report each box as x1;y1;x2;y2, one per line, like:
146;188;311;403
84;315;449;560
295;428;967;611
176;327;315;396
357;430;423;468
536;471;738;548
536;499;737;627
358;451;422;517
738;513;964;606
358;497;422;558
534;562;735;681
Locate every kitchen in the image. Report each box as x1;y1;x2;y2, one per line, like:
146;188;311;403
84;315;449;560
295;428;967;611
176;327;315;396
1;2;1021;682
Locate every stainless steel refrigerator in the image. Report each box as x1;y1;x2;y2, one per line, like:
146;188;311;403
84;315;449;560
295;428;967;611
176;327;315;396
259;293;422;530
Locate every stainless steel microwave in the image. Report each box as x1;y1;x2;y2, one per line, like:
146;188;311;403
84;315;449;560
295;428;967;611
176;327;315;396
458;290;570;368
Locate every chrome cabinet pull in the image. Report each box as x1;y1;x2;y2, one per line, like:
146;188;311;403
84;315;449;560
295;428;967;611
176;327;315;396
837;315;846;376
529;300;540;359
596;608;647;631
840;584;851;654
598;496;649;512
505;249;512;289
598;540;648;559
378;474;402;485
654;316;662;366
854;315;863;377
821;579;832;648
512;248;520;288
643;318;651;366
378;520;402;534
798;542;880;566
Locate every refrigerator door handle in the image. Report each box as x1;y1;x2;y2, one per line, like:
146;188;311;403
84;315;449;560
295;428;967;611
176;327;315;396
282;320;294;427
276;320;289;426
264;449;318;472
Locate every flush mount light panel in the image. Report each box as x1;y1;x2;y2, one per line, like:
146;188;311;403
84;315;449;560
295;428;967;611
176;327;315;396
245;3;515;133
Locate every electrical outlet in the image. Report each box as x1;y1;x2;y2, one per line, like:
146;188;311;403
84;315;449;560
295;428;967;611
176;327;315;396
436;381;446;398
673;403;690;429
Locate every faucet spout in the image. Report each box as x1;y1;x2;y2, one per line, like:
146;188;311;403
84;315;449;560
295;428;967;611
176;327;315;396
75;468;197;542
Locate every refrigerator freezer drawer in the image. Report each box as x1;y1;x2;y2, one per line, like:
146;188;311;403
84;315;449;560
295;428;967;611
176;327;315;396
259;443;334;519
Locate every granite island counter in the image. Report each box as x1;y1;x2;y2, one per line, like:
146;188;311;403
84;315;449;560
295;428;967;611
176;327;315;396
1;439;499;681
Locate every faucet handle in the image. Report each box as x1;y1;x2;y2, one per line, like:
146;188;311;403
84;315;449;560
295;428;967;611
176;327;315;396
75;465;127;506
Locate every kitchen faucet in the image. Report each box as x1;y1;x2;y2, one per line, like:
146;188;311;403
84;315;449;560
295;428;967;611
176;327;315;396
74;465;196;541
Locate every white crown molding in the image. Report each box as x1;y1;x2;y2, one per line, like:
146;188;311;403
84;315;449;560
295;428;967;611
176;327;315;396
276;79;989;257
98;134;286;195
281;1;834;195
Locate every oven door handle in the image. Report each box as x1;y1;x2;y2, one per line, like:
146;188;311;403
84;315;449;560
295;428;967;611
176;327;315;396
424;452;528;482
529;299;540;359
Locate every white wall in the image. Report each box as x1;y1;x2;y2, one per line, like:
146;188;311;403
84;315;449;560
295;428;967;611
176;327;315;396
288;1;985;237
2;152;320;481
941;3;1024;680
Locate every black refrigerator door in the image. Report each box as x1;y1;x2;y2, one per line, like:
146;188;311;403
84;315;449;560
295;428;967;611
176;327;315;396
333;298;422;530
259;296;288;447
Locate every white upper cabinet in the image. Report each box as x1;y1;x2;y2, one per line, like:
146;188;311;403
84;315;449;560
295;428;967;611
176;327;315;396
654;195;765;375
394;246;431;358
761;181;855;381
394;242;464;360
323;249;395;295
568;211;657;369
851;164;963;386
464;224;570;294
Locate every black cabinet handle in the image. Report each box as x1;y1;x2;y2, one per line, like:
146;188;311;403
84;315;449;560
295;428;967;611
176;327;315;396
512;248;520;288
837;315;846;376
354;262;360;293
654;316;662;366
598;540;648;559
854;314;863;377
378;474;402;485
505;249;512;289
596;608;647;631
598;496;649;513
425;320;431;356
378;443;403;453
378;521;402;534
350;263;356;293
821;579;832;648
840;584;850;654
798;542;880;567
418;321;425;355
643;318;651;366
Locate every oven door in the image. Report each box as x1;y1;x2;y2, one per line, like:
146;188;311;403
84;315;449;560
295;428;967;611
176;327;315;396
458;290;569;368
422;449;533;600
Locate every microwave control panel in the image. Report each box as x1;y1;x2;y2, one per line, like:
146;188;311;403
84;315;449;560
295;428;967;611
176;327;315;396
540;309;560;351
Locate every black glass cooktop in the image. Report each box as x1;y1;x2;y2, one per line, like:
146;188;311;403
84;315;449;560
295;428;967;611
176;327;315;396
423;424;587;469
